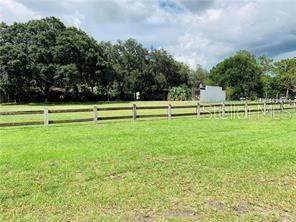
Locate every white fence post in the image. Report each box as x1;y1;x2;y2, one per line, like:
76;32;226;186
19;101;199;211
263;101;267;116
44;107;48;126
168;104;172;120
271;102;274;119
257;103;260;120
93;106;98;124
222;102;225;117
244;101;248;119
196;103;200;117
132;104;137;121
280;100;284;112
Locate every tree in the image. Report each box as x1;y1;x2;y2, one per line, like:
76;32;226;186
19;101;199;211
111;38;149;99
0;17;110;102
273;58;296;98
149;49;188;88
6;17;294;103
0;22;33;102
188;64;209;88
97;42;117;100
257;55;274;98
54;27;107;99
209;51;263;100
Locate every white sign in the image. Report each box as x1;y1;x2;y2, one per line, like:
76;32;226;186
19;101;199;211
200;86;226;103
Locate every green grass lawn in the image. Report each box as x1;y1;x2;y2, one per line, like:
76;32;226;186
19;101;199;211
0;114;295;221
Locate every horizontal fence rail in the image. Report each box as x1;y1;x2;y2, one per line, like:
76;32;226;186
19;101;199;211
0;101;295;127
0;110;44;115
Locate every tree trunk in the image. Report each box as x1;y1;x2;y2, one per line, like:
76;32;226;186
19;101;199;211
43;84;51;102
286;88;289;99
119;83;125;100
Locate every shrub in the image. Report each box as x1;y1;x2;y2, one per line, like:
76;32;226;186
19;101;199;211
168;86;188;101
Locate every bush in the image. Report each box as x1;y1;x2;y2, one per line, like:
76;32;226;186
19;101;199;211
168;86;188;101
225;87;234;100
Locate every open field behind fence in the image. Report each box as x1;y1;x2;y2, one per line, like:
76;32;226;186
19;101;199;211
0;101;295;127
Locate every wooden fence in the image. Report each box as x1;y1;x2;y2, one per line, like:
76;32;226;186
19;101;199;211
0;101;295;127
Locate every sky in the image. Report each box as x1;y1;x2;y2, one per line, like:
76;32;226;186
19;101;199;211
0;0;296;69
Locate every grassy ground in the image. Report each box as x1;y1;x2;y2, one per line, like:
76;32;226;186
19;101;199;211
0;101;290;124
0;114;295;221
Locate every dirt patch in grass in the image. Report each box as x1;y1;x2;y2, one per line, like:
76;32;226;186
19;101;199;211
233;203;249;215
206;200;225;212
155;208;198;219
251;202;294;221
134;213;153;222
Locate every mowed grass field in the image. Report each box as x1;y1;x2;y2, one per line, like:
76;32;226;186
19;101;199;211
0;110;296;221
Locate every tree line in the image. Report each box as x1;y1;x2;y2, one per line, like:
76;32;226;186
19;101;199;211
0;17;295;102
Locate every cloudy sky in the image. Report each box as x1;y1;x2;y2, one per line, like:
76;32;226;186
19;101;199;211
1;0;296;69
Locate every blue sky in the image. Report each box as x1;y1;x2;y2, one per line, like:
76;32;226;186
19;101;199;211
1;0;296;69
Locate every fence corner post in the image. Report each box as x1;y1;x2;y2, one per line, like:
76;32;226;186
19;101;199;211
168;104;172;120
44;107;49;126
132;104;137;121
93;106;98;124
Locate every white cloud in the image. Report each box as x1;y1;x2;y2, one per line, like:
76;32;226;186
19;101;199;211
274;50;296;61
0;0;40;23
0;0;295;69
166;0;296;68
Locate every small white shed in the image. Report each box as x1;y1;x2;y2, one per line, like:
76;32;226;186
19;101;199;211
200;86;226;103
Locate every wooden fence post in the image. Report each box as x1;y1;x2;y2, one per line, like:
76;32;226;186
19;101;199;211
280;100;284;112
196;103;200;117
168;104;172;120
271;102;274;119
132;104;137;121
44;107;48;126
232;104;236;119
93;106;98;124
257;103;260;120
244;101;248;119
222;102;225;117
263;101;267;116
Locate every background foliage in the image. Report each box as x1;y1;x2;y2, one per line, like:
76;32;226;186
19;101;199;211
0;17;295;102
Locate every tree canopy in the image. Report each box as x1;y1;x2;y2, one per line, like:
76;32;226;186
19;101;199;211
0;17;295;102
209;52;296;100
209;51;263;100
0;17;197;102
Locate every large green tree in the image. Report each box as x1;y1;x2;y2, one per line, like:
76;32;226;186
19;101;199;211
111;39;149;99
0;17;109;102
0;21;34;102
273;58;296;98
54;27;108;99
209;51;263;99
